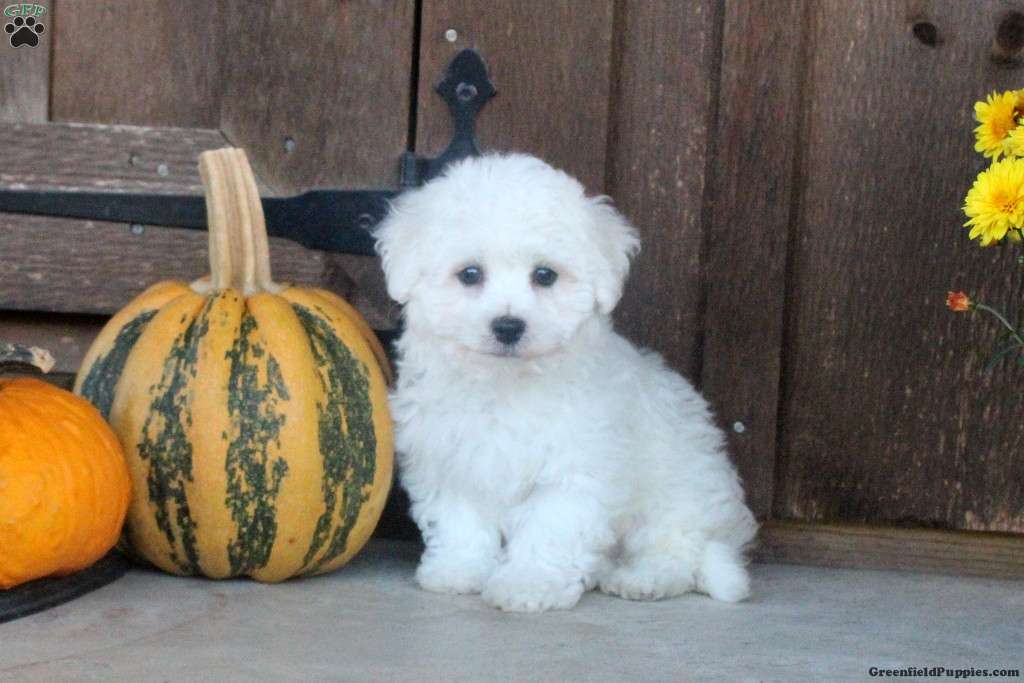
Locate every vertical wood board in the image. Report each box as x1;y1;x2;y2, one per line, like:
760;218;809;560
0;0;49;122
700;0;808;518
51;0;225;127
416;0;615;193
219;0;416;193
607;0;720;382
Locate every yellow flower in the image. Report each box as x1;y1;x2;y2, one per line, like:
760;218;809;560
974;91;1023;159
1005;124;1024;157
963;157;1024;245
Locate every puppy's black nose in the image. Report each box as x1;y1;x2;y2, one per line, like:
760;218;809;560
491;316;526;345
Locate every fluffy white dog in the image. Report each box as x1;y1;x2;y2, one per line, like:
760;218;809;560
375;153;757;612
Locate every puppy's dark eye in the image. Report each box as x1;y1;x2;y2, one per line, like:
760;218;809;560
457;265;484;286
532;267;558;287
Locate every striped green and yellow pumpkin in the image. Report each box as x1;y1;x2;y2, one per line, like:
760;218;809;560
74;148;393;582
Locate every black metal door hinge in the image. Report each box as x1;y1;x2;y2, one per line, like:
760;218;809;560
0;49;497;256
400;48;497;188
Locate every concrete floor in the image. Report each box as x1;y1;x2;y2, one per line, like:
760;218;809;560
1;540;1021;682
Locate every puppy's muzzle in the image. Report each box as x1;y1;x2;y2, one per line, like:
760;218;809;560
491;316;526;346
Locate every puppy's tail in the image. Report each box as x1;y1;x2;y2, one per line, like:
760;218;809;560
697;541;751;603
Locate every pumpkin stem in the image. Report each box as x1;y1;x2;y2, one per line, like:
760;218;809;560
0;343;55;376
192;148;282;295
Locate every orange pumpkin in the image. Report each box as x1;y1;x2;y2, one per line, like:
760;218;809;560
0;343;131;589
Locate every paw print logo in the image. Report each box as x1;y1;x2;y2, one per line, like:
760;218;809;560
5;15;44;48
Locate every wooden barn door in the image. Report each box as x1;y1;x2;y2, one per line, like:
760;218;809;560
769;1;1024;535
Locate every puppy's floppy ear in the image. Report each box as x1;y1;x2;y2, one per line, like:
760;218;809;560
587;197;641;314
374;198;424;304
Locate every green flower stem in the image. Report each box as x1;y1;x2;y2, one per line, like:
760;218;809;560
974;303;1024;347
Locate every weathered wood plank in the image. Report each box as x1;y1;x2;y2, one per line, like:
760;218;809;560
0;123;393;326
755;521;1024;581
776;0;1024;532
0;2;49;122
416;0;614;193
0;312;105;375
700;0;807;519
219;0;416;193
607;0;719;382
0;214;329;315
50;0;225;128
0;122;228;192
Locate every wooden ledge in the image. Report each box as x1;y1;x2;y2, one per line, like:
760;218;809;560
755;520;1024;580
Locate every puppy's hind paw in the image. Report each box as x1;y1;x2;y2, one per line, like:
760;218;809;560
598;564;695;601
482;564;585;613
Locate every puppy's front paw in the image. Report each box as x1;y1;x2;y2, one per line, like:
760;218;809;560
415;555;495;595
482;563;585;613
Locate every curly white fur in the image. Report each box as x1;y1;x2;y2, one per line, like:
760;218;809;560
375;153;757;612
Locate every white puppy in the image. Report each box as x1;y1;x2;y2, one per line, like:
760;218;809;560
375;153;757;612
